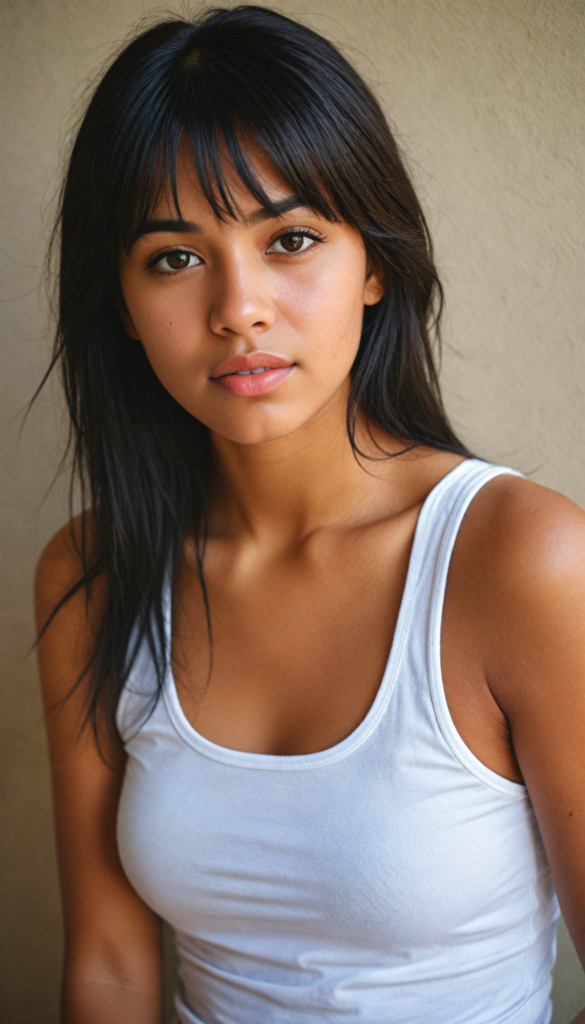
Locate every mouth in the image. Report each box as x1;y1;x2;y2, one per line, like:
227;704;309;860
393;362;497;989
211;365;295;397
231;366;275;376
210;353;295;397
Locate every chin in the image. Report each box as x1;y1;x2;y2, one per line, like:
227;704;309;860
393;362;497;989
207;409;313;447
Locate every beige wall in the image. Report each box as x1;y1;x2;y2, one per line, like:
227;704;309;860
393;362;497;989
1;1;584;1020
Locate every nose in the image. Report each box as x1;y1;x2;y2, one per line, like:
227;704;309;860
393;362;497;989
209;254;276;338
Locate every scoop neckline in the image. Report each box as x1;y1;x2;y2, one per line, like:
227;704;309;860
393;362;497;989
162;457;474;771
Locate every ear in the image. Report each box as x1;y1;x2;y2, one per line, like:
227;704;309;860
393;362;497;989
363;263;385;307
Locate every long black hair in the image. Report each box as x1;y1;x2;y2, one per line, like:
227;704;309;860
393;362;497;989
42;4;468;744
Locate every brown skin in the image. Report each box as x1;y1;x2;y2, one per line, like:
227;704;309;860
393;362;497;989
36;555;163;1024
37;147;585;1022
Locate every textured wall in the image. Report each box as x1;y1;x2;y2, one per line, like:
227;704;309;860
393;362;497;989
1;1;584;1021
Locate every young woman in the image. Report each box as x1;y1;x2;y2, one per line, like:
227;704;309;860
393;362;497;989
35;6;585;1023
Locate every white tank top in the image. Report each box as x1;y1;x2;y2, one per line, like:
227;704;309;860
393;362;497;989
117;459;559;1024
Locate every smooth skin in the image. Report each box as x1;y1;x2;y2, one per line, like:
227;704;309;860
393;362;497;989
37;144;585;1022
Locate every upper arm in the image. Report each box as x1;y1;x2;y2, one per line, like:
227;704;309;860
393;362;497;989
35;520;163;1014
465;479;585;965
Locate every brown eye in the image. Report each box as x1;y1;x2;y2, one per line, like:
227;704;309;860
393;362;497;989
280;232;304;252
270;231;318;255
166;251;192;270
154;250;199;272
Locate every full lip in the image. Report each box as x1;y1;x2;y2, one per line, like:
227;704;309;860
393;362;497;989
210;352;295;379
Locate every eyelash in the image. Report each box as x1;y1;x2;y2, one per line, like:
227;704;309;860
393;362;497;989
267;227;325;255
145;228;325;275
145;249;201;275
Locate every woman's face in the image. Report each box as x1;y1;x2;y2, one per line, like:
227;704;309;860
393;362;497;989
119;144;383;445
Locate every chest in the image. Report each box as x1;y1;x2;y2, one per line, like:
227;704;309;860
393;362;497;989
171;495;519;782
172;518;416;755
118;717;541;951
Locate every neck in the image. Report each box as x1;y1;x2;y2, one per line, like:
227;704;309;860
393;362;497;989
208;385;406;543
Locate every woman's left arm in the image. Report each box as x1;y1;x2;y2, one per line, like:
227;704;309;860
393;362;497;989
480;480;585;1016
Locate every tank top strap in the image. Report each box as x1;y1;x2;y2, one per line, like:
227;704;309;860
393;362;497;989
431;458;523;570
419;457;523;579
420;458;523;644
389;457;524;793
393;458;522;636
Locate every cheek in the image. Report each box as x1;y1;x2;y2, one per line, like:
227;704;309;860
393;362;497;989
124;281;208;376
280;250;366;371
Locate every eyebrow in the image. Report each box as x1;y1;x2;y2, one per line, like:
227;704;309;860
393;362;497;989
129;196;309;248
246;196;306;225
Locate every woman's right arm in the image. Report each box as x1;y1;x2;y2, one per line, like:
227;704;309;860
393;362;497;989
36;522;164;1024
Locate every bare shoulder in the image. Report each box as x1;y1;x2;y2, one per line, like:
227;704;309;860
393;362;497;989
35;513;104;711
36;511;93;591
35;512;99;623
451;469;585;708
458;470;585;595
